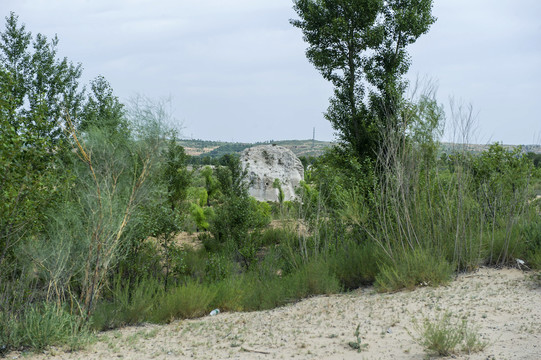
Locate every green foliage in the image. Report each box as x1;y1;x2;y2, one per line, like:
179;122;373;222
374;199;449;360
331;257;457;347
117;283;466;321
273;178;285;205
3;11;541;356
80;75;127;137
91;276;162;330
375;248;453;292
210;276;246;312
93;276;216;328
521;217;541;269
259;227;298;247
117;240;163;282
177;247;208;280
153;280;216;322
201;166;220;205
328;239;380;289
291;0;436;159
188;187;209;208
0;15;78;276
471;143;533;216
210;194;271;267
348;324;368;352
239;259;340;311
162;139;191;211
205;253;237;282
526;152;541;168
1;303;89;351
215;154;249;197
469;144;534;265
190;203;212;231
413;312;487;356
1;12;84;138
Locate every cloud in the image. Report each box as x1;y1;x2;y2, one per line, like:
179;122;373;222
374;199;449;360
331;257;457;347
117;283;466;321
3;0;540;143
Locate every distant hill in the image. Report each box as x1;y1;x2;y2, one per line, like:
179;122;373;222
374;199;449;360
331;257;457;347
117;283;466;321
178;139;334;158
178;139;541;161
440;142;541;155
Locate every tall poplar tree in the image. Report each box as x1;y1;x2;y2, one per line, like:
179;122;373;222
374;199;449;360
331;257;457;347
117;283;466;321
291;0;436;160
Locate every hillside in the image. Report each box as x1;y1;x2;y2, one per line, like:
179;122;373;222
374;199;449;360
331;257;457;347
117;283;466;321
441;142;541;154
179;139;541;161
178;139;334;158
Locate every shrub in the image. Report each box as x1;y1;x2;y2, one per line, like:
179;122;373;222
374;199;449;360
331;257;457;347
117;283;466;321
179;247;209;281
240;273;289;311
328;239;380;289
210;195;271;267
289;259;341;298
1;303;90;351
205;253;237;283
522;219;541;269
91;276;162;330
153;280;216;322
259;227;298;247
375;248;453;292
412;312;487;356
190;203;210;230
236;259;340;311
210;276;246;312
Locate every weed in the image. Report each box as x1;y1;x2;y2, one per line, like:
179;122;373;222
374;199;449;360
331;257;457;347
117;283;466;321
412;312;487;356
347;325;368;352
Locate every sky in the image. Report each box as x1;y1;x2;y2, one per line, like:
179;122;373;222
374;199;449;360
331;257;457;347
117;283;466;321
2;0;541;144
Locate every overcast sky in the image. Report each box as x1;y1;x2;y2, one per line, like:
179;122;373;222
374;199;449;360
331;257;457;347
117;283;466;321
3;1;540;144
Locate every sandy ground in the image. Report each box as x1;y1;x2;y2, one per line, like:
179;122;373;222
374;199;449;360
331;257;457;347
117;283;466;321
8;268;541;360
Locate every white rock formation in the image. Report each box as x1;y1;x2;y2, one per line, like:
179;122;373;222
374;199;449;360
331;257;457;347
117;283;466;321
241;145;304;202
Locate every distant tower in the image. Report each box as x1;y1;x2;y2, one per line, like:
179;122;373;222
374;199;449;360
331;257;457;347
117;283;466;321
312;127;315;149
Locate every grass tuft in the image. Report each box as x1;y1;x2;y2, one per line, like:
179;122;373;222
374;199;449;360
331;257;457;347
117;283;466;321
412;312;487;356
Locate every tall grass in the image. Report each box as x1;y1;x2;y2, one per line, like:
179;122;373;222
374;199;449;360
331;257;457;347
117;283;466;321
366;90;535;288
375;247;454;292
0;303;90;351
89;257;340;330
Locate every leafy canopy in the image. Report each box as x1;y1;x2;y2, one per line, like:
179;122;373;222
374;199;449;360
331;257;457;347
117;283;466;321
291;0;436;159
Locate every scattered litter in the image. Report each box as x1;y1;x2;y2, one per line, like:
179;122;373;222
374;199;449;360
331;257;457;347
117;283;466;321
516;258;530;270
210;309;220;316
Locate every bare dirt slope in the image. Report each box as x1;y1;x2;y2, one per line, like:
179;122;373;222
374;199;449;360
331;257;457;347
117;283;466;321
10;268;541;360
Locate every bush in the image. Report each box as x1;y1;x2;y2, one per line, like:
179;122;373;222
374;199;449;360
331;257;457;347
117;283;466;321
117;241;163;282
413;312;487;356
329;239;380;290
375;248;453;292
210;276;246;312
179;247;209;281
91;276;162;330
1;303;89;351
205;253;237;283
288;259;341;298
205;258;341;312
522;219;541;269
259;227;298;247
240;273;289;311
210;195;271;267
153;280;216;322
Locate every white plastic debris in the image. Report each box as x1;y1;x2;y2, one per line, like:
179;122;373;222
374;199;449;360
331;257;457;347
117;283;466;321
516;258;530;270
210;309;220;316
